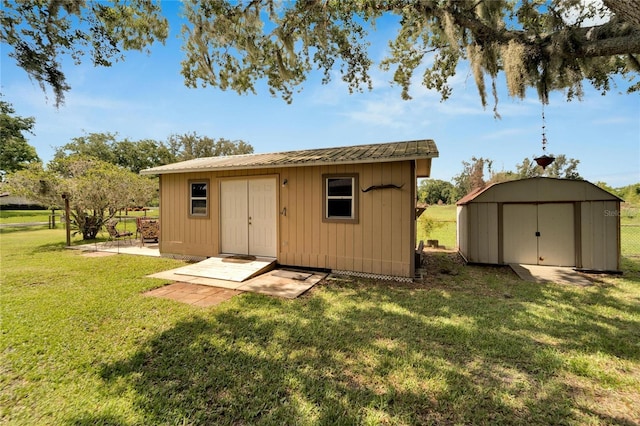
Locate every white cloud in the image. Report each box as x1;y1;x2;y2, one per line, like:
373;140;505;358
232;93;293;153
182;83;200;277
562;0;612;27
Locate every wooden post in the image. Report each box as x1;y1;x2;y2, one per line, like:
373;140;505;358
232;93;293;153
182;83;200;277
62;193;71;247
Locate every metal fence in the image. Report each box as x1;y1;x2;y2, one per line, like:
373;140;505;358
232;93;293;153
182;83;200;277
622;224;640;258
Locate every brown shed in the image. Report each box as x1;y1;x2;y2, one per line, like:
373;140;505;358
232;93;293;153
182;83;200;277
141;139;438;280
456;177;622;272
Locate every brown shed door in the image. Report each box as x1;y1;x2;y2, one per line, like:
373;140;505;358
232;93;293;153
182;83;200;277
503;203;575;266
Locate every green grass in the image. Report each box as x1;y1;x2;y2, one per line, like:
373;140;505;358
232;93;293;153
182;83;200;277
417;205;457;249
0;209;52;224
2;228;639;425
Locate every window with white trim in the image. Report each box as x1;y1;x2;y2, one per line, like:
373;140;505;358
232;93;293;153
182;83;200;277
189;180;209;217
323;174;358;223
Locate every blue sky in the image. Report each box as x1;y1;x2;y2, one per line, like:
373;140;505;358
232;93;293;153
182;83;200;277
1;2;638;187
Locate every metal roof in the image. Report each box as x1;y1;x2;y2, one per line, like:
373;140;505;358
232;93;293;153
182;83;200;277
140;139;438;175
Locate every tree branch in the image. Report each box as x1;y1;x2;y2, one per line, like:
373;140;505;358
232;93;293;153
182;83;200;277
577;34;640;57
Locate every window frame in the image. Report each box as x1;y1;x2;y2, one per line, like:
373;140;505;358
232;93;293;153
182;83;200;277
322;173;359;224
188;179;210;218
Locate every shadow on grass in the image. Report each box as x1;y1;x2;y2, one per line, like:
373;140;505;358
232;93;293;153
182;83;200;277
80;261;640;425
0;225;50;234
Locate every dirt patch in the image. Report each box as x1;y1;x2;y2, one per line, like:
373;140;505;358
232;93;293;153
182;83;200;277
419;251;467;282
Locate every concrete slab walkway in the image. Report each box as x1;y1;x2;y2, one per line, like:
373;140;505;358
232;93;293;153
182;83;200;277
70;242;326;302
510;264;592;286
172;255;276;282
69;241;161;257
148;267;326;300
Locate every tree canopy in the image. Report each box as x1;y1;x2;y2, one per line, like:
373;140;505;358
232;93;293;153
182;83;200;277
165;132;254;161
3;156;155;239
2;1;638;109
54;132;253;173
513;154;582;180
418;179;455;205
0;0;168;107
0;99;39;176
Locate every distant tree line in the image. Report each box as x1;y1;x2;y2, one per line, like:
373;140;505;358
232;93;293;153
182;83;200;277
53;131;253;174
594;182;640;204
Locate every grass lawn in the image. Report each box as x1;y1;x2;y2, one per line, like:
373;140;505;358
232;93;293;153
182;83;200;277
0;209;53;224
1;228;639;425
417;205;457;249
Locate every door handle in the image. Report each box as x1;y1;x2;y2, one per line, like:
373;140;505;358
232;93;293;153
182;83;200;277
535;231;540;237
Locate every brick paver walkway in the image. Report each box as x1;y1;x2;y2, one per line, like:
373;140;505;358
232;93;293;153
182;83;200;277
144;282;242;307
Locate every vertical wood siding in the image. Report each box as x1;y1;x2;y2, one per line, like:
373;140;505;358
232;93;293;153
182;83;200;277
280;162;414;276
159;172;216;258
158;161;416;277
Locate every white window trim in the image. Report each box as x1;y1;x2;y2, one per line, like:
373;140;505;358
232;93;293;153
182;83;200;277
189;179;209;218
323;174;359;224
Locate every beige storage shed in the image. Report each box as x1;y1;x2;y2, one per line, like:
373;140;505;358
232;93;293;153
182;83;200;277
456;178;621;272
141;139;438;280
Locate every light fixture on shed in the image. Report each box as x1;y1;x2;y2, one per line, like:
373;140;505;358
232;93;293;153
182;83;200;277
534;103;555;170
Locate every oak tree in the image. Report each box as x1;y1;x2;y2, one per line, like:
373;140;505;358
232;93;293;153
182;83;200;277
4;156;155;239
0;0;168;106
0;99;39;176
178;0;640;111
2;1;638;109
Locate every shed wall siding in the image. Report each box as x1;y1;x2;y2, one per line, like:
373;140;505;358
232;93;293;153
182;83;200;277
580;200;620;271
473;203;499;263
456;206;468;259
279;162;413;277
158;161;415;277
159;172;216;258
460;203;499;263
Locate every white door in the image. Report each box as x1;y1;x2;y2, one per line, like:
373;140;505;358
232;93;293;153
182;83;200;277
538;203;575;266
502;203;575;266
503;204;538;264
248;179;277;257
220;178;277;257
220;180;249;255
